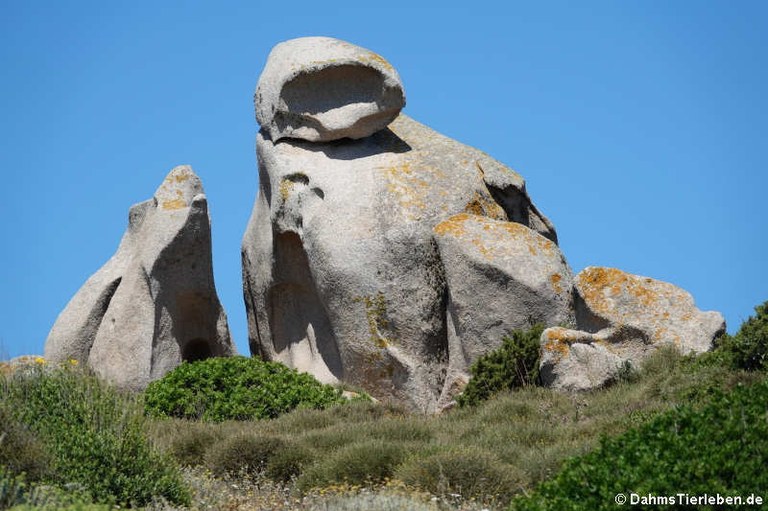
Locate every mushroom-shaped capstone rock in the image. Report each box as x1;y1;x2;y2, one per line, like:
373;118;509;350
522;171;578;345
254;36;405;142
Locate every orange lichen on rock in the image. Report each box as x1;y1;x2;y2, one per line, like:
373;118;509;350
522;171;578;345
169;172;190;184
550;273;563;294
578;267;660;316
463;191;506;220
543;329;573;360
433;213;471;237
382;162;434;218
161;199;187;210
499;222;555;257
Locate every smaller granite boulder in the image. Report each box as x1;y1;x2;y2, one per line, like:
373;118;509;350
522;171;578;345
540;266;726;391
45;166;234;391
433;213;575;403
254;36;405;142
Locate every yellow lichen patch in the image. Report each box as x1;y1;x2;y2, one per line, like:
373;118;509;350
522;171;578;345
550;273;563;294
543;339;570;360
359;51;394;72
279;179;294;201
463;191;506;220
496;221;555;257
578;267;661;316
353;292;392;348
382;163;431;218
433;213;471;237
436;215;528;262
162;199;187;210
169;172;190;184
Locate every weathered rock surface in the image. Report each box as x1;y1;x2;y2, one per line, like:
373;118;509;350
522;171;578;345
242;106;560;411
540;267;726;391
433;213;575;403
244;36;728;409
46;166;234;391
254;37;405;142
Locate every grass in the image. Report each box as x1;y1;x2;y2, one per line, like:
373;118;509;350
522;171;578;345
146;346;762;509
2;338;763;510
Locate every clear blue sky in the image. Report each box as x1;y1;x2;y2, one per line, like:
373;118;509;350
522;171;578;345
1;1;766;358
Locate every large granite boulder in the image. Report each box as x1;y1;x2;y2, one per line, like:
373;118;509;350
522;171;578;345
46;166;234;391
540;267;726;391
255;37;405;143
244;37;728;408
243;38;560;411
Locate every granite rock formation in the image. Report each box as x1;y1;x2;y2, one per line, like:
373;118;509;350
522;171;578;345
243;37;727;407
46;166;234;391
243;38;563;411
540;267;726;391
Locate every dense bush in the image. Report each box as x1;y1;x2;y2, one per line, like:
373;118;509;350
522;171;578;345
457;324;544;407
713;300;768;371
297;440;408;490
396;446;522;504
205;434;286;476
1;365;189;507
0;406;49;481
144;356;345;421
165;422;221;467
510;377;768;511
0;468;111;511
265;442;316;482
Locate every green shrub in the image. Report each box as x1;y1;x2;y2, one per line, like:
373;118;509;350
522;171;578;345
396;446;522;504
713;300;768;371
0;468;26;510
265;442;316;482
457;324;544;407
205;434;285;476
510;377;768;510
0;406;49;481
1;366;189;507
144;356;345;421
364;418;434;443
298;440;408;490
166;423;220;467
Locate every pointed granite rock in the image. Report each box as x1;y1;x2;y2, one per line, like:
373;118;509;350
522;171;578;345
46;166;234;390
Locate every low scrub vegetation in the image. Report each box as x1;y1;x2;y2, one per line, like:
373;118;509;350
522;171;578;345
148;345;761;508
0;364;189;508
3;300;767;510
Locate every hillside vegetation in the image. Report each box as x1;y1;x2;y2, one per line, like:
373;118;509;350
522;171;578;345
1;300;766;510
